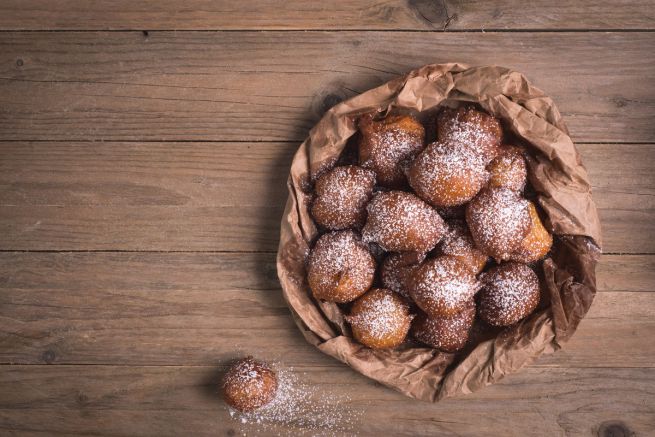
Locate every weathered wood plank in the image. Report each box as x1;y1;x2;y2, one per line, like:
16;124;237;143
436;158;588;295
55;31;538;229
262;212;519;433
0;252;652;367
0;142;651;252
0;365;652;436
0;0;652;30
0;32;653;143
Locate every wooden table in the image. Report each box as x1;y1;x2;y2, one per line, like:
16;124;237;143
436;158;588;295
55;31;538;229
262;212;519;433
1;2;654;436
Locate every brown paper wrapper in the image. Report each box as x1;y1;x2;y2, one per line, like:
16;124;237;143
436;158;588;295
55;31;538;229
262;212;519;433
276;64;602;401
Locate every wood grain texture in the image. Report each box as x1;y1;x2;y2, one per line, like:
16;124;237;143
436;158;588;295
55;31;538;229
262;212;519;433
0;0;653;30
0;142;652;252
0;365;653;436
0;252;653;367
0;32;654;143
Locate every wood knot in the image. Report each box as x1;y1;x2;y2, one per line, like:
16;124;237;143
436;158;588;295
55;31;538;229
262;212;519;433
597;421;634;437
408;0;454;29
16;59;23;67
142;30;150;39
42;349;56;364
226;430;236;437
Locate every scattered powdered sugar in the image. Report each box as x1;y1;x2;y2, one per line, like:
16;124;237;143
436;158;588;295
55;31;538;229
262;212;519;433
480;263;540;325
226;365;362;436
348;290;410;340
361;191;446;253
466;188;531;260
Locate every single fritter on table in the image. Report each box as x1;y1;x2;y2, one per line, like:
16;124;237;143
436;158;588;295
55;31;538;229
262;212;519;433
222;357;278;412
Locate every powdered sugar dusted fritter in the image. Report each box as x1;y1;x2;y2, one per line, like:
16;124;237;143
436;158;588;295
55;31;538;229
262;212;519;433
509;202;553;263
478;262;540;326
437;106;503;164
358;113;425;188
362;191;447;253
222;357;278;412
438;220;488;275
466;187;531;261
412;303;476;352
307;230;375;303
408;140;489;207
346;288;413;349
380;251;426;298
311;165;376;230
408;255;481;318
487;145;528;192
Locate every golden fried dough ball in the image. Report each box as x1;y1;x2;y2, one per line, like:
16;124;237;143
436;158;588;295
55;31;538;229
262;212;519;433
466;188;531;261
478;262;540;326
307;230;375;303
408;255;480;318
509;202;553;263
358;113;425;188
487;145;527;192
311;165;376;230
411;303;476;352
346;288;413;349
222;357;278;412
362;191;447;253
408;140;489;207
380;251;426;298
437;106;503;164
439;220;488;275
